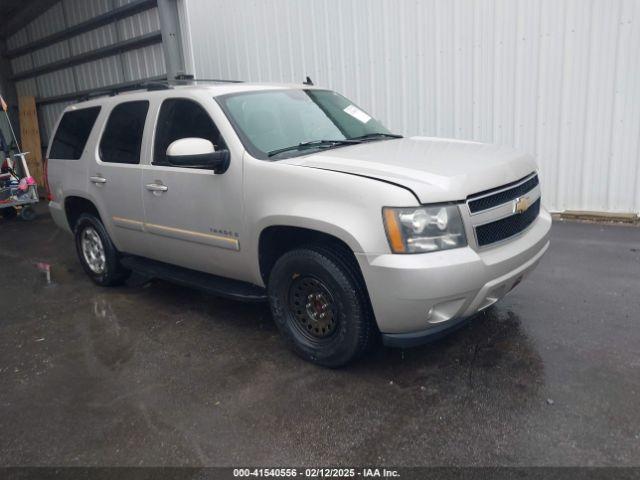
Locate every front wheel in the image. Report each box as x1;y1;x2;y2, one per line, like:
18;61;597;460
74;214;130;286
268;246;375;367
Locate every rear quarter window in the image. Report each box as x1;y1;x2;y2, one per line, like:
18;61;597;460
49;107;101;160
99;101;149;164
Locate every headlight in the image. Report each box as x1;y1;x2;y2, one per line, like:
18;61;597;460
383;205;467;253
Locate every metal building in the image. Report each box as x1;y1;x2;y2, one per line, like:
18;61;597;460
3;0;168;145
3;0;640;215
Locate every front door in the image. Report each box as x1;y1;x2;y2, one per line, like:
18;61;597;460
140;96;244;280
88;100;149;256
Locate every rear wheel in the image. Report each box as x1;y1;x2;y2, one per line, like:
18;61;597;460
268;246;375;367
20;205;36;221
74;214;130;286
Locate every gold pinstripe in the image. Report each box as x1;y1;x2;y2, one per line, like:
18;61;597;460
111;216;239;249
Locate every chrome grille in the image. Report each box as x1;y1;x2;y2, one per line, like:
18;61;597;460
465;173;541;248
468;174;539;213
475;199;541;246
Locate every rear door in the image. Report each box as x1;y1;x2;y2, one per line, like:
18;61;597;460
88;100;150;255
47;106;101;220
140;96;244;279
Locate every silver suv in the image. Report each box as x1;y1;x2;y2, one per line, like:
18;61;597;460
46;81;551;366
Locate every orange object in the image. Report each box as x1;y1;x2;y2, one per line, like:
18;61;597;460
383;208;406;253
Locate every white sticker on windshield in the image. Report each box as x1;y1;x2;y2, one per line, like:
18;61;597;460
343;104;371;124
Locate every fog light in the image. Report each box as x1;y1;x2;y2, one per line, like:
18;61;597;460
426;307;434;320
427;298;466;324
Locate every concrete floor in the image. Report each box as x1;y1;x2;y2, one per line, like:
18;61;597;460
0;206;639;467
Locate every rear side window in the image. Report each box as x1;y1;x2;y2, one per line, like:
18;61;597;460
153;98;226;166
49;107;101;160
99;101;149;164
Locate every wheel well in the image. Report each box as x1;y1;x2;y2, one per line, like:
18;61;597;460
258;226;360;283
64;196;101;231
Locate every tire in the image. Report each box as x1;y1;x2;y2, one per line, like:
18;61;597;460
20;205;36;221
268;245;375;367
74;214;130;286
1;207;17;219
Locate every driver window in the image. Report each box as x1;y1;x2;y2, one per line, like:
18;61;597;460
153;98;227;166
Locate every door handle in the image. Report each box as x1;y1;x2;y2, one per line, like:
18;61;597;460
89;176;107;184
145;183;168;192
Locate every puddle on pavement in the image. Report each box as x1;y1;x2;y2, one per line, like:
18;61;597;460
34;261;77;287
35;262;52;284
353;306;546;408
26;256;547;411
79;296;136;373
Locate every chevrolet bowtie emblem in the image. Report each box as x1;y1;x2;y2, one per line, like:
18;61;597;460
513;196;530;214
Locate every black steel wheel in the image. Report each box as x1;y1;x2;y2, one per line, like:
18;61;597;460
268;245;375;367
288;275;339;342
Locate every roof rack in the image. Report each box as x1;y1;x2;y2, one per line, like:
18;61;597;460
145;82;172;91
76;80;172;102
173;73;244;84
74;74;247;103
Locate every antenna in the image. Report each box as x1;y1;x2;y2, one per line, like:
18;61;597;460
303;76;314;86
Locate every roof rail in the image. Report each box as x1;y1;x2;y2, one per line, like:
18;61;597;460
76;81;172;102
145;82;172;91
173;73;244;84
73;74;249;103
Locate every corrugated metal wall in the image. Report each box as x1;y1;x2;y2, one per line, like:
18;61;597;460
181;0;640;214
6;0;166;143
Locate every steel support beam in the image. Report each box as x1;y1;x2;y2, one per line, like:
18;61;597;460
0;39;20;147
0;0;61;41
4;0;158;59
157;0;185;81
11;31;162;81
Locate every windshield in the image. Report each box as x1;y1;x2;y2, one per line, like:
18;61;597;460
217;89;394;159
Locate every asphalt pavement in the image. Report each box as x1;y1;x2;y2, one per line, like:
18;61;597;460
1;206;639;466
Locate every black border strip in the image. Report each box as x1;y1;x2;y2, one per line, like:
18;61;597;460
0;467;637;480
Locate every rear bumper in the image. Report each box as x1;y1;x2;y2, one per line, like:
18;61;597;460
356;208;552;342
48;200;71;234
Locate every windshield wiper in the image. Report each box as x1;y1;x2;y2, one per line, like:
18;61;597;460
267;139;362;157
350;133;403;141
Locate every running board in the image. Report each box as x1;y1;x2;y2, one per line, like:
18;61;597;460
120;256;267;302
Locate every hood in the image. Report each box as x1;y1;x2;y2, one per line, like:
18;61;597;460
283;137;537;204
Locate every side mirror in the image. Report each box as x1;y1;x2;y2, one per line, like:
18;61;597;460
166;138;230;173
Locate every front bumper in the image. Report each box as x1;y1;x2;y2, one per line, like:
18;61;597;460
356;207;552;346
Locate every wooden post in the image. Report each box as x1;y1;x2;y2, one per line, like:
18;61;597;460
18;96;44;190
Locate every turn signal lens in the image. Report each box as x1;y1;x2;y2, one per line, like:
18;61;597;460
383;208;406;253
